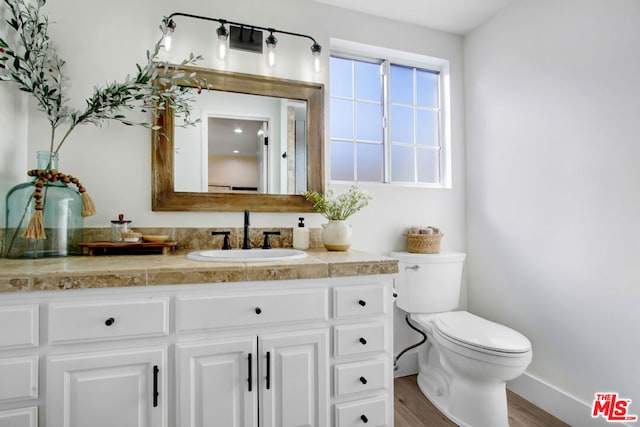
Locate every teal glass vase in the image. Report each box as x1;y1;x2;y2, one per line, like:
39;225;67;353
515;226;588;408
4;151;83;258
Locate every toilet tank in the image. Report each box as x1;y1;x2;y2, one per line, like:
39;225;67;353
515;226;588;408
390;251;466;314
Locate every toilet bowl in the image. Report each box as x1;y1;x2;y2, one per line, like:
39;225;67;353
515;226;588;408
390;251;532;427
412;311;532;427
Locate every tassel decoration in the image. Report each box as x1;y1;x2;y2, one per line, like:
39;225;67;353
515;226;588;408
80;189;97;217
21;175;47;239
22;169;97;240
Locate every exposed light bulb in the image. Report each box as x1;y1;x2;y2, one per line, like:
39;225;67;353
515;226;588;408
163;19;176;53
311;42;322;73
216;23;229;60
313;55;321;73
266;33;277;68
267;47;276;67
217;41;228;60
164;33;173;52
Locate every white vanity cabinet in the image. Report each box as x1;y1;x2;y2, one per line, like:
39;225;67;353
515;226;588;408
46;347;167;427
176;330;328;427
0;304;39;427
0;274;394;427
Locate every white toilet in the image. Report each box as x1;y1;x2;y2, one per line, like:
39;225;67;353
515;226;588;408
390;251;532;427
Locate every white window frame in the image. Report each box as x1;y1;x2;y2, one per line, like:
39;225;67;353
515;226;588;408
329;38;452;188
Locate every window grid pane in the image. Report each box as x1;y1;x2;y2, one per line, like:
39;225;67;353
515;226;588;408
330;55;442;185
389;63;441;184
330;56;383;182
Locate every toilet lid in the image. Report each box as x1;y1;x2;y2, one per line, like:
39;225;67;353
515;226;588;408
435;311;531;354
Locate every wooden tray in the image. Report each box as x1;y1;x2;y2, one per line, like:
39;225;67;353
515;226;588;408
80;241;178;256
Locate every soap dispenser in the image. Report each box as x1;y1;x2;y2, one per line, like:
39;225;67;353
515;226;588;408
293;217;310;250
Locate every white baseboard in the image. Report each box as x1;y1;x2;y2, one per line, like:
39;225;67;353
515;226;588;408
508;372;633;427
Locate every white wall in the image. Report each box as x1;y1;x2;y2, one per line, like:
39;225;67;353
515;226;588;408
0;4;28;230
465;0;640;424
1;0;465;375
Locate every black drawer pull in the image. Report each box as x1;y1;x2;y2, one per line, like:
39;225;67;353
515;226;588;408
361;414;369;423
105;317;115;326
255;307;262;314
359;376;367;384
359;337;367;345
358;299;367;307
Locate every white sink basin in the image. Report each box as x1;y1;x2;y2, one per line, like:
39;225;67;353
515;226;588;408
187;248;308;263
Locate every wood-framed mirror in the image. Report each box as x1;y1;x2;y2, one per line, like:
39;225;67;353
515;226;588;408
152;65;324;212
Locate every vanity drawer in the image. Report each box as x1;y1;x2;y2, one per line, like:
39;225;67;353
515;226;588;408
334;323;386;357
334;284;386;318
0;304;38;349
48;298;169;344
335;396;389;427
0;356;38;402
334;359;388;397
176;289;328;332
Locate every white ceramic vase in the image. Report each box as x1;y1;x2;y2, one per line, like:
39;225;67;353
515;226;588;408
321;220;352;251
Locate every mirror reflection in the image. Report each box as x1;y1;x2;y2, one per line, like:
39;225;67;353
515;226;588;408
174;90;307;195
151;66;324;212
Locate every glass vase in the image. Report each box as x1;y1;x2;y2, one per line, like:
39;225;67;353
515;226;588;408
4;151;83;258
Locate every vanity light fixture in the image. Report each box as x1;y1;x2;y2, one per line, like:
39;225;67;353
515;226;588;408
265;31;277;67
216;21;229;60
163;18;176;52
161;12;322;72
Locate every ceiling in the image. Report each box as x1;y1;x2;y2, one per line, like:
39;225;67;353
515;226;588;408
312;0;514;35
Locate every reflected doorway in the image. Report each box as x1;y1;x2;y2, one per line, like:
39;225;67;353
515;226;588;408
205;116;269;193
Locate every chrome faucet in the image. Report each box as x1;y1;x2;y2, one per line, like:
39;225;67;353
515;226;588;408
242;209;251;250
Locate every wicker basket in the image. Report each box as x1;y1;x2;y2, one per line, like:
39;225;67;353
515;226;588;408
405;233;443;254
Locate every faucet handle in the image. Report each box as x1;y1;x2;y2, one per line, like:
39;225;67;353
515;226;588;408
262;231;281;250
211;231;232;250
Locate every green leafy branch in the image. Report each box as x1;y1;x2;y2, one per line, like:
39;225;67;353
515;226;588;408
0;0;205;155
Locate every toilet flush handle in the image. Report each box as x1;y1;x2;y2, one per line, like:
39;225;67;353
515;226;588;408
405;265;420;271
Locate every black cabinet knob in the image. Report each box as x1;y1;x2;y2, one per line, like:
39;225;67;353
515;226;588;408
358;299;367;307
361;414;369;423
359;376;368;385
255;307;262;315
359;337;367;345
105;317;115;326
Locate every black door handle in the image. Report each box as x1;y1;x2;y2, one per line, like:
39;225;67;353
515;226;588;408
248;353;253;392
359;376;368;385
359;337;367;345
358;299;367;306
266;351;271;390
105;317;115;326
153;365;159;408
361;414;369;423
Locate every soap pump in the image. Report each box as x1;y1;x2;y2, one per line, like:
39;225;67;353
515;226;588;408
293;217;310;250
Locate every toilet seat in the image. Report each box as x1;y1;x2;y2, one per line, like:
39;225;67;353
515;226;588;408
434;311;531;355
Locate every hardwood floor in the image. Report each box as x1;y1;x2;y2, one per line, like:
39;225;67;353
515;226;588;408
394;375;570;427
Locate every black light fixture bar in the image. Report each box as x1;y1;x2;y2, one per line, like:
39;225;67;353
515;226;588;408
163;12;321;53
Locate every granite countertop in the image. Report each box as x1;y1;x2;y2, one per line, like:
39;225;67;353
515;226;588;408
0;249;399;293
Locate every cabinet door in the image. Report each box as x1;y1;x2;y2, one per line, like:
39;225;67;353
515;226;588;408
0;407;37;427
260;329;328;427
47;347;166;427
176;337;258;427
